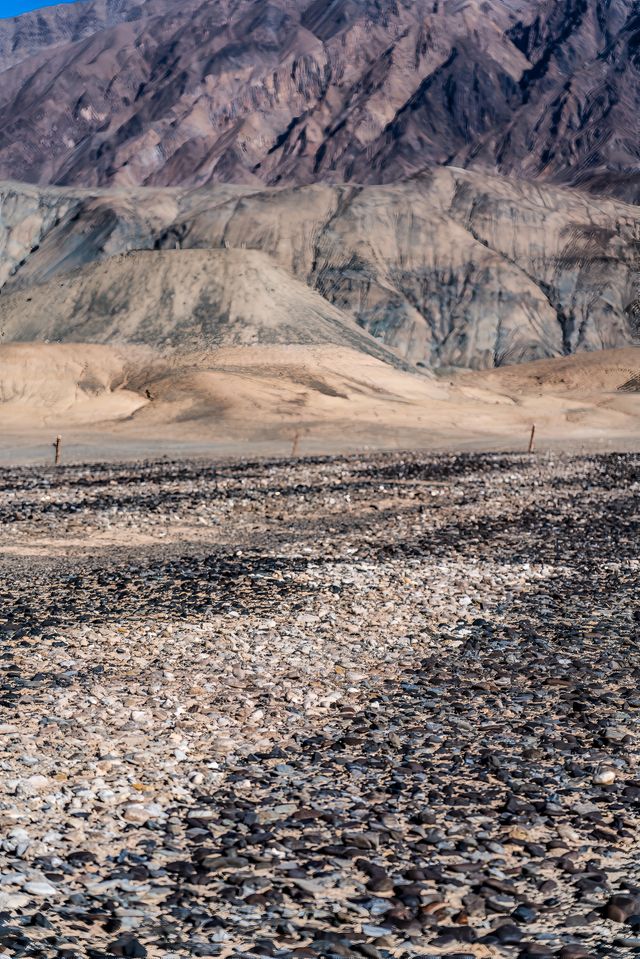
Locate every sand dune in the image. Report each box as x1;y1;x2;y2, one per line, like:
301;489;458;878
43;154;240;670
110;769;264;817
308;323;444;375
464;349;640;395
0;343;147;426
0;342;440;431
1;342;638;461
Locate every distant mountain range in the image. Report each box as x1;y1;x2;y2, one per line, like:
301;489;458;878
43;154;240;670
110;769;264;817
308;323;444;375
0;0;638;372
0;0;639;199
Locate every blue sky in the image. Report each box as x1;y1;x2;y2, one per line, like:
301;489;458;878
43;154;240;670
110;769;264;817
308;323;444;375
0;0;77;17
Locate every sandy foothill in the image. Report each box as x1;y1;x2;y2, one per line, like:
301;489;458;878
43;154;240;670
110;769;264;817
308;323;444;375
0;343;638;463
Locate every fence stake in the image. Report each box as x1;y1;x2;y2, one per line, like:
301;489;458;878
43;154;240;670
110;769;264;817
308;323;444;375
54;435;62;466
528;425;536;454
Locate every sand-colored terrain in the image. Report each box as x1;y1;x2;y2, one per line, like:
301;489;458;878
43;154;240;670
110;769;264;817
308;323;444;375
1;342;638;463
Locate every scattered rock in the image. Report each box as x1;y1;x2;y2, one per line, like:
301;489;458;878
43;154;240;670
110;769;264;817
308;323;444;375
0;451;637;958
604;894;640;924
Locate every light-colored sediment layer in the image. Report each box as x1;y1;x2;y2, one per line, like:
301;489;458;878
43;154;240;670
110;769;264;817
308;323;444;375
0;343;638;461
0;248;407;371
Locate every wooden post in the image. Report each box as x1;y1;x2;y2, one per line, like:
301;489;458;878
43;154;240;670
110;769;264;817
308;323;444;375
291;431;300;458
54;435;62;466
528;424;535;454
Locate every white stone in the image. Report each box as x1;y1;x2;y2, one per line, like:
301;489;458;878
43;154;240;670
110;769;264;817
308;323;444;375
0;892;29;910
23;880;59;897
122;803;163;823
594;767;616;785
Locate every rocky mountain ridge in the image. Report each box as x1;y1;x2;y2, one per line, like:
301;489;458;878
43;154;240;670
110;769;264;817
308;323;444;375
0;0;639;199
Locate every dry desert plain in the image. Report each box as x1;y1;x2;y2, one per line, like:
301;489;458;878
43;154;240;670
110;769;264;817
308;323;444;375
0;343;639;958
0;445;639;959
0;260;639;959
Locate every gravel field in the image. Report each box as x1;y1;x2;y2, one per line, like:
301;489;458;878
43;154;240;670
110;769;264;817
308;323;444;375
0;451;638;959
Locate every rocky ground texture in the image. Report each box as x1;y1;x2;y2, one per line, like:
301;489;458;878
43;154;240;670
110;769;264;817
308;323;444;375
0;451;638;959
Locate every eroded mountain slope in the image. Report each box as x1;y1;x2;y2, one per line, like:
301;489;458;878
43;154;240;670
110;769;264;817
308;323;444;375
1;169;638;368
0;246;409;370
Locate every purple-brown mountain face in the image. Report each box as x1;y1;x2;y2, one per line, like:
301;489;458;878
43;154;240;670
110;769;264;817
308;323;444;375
0;0;639;198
